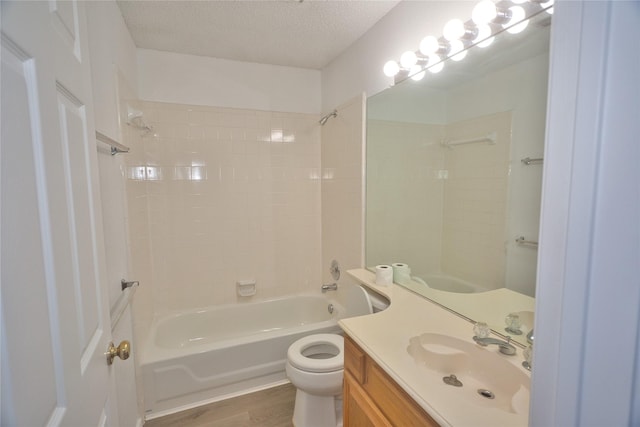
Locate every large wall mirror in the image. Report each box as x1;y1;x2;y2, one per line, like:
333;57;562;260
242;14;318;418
366;11;551;346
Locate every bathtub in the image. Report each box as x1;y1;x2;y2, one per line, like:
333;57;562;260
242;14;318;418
141;294;344;417
416;273;488;293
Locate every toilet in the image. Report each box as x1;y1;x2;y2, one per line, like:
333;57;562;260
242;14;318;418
285;285;388;427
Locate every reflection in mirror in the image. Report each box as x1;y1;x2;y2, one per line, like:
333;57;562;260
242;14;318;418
366;13;550;346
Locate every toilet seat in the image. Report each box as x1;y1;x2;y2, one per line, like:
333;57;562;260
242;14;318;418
287;333;343;373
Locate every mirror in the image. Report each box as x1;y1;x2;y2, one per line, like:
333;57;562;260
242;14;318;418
365;13;550;345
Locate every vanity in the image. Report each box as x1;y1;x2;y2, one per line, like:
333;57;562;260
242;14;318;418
340;269;532;426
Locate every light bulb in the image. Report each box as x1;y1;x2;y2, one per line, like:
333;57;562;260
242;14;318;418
419;36;439;55
506;6;528;34
443;19;465;41
472;0;497;25
449;40;467;61
474;24;492;44
383;60;400;77
540;0;554;14
476;25;496;47
400;51;418;69
428;55;444;74
409;65;425;81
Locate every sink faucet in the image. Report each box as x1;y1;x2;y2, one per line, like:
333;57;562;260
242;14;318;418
473;336;517;355
321;283;338;292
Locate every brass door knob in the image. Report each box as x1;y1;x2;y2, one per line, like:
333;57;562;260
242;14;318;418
106;340;131;365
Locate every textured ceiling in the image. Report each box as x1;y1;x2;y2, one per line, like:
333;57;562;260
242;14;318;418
117;0;401;70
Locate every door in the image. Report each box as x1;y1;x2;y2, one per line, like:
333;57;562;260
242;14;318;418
1;1;117;425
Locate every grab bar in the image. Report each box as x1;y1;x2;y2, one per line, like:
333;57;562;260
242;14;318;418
521;157;543;165
516;236;538;248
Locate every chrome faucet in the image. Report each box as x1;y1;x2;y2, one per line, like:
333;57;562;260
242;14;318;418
473;336;517;355
321;283;338;292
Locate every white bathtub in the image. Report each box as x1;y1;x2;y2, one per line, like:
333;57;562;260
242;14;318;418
417;273;488;293
141;294;344;417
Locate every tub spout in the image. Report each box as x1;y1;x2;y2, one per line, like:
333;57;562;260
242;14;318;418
321;283;338;292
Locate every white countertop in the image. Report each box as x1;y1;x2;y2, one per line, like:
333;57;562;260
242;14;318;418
339;269;531;427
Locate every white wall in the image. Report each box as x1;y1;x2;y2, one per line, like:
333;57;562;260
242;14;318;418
321;1;470;112
137;49;321;114
87;0;138;141
367;84;448;125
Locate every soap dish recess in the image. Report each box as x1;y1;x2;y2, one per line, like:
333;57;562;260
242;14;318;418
236;280;256;297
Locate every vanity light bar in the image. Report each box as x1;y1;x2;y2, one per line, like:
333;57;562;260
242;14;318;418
382;0;554;84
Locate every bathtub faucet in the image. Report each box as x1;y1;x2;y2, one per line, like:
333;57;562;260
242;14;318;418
321;283;338;293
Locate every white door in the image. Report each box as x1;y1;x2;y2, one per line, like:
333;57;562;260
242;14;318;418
1;1;117;425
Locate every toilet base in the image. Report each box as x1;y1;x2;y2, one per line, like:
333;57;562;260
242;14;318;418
292;389;342;427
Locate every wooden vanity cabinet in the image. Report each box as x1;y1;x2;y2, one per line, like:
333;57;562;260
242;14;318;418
343;335;439;427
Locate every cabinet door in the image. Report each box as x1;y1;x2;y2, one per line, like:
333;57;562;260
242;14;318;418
365;362;438;427
344;335;440;427
344;372;392;427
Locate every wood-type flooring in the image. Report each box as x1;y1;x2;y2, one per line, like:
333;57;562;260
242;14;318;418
145;383;296;427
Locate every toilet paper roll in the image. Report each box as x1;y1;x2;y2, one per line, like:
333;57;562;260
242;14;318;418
392;263;411;285
375;265;393;286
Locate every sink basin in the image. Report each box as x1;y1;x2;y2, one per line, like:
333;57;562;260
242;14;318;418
407;333;530;415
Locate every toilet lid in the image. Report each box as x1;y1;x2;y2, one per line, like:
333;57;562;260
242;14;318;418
287;334;344;373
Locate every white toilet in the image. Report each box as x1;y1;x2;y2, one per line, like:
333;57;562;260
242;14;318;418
285;285;388;427
286;333;345;427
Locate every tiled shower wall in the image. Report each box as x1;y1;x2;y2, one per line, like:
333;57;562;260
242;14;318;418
441;112;512;290
366;112;512;291
366;120;445;273
320;95;366;295
125;102;322;323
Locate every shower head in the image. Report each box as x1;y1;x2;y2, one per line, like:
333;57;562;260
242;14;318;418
319;110;337;126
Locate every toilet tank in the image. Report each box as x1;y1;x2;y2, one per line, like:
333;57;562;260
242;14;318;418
345;285;390;317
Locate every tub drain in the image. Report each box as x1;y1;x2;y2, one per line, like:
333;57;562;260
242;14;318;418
477;389;495;399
